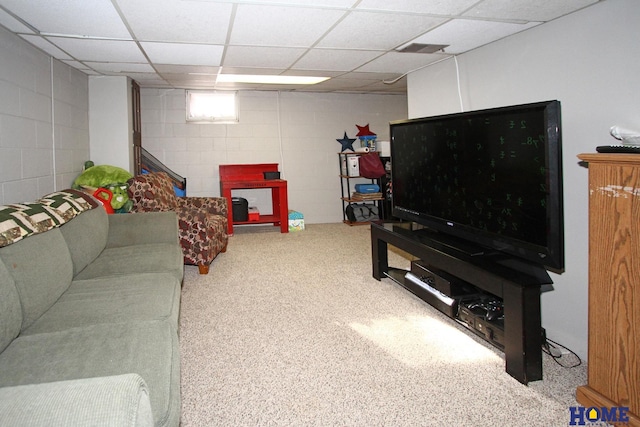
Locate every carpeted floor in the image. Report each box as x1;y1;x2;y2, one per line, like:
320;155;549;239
178;223;586;426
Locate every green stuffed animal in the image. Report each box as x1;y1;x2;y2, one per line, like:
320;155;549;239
73;164;133;210
106;183;130;210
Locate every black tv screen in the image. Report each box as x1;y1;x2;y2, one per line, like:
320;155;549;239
390;100;564;271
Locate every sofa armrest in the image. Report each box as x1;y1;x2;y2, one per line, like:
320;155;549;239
0;374;153;427
107;211;179;248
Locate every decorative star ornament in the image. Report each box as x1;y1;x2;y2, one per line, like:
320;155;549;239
356;124;376;137
337;132;356;151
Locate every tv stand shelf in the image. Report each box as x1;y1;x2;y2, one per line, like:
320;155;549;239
371;221;550;384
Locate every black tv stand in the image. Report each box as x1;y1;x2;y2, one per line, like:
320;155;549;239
371;221;550;384
412;226;487;257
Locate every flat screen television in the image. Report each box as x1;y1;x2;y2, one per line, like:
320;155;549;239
390;100;564;272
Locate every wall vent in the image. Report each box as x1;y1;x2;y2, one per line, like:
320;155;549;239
397;43;449;54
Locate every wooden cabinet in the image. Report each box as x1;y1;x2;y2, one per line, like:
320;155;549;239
576;153;640;426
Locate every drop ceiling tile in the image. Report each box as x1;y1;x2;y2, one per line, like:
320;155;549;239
223;46;306;68
117;0;232;43
47;37;147;62
84;62;155;73
356;51;449;74
212;81;264;90
161;73;217;83
1;0;601;94
303;75;406;93
293;49;382;71
361;76;407;88
463;0;600;22
356;0;480;15
230;4;345;47
193;0;355;6
19;35;72;60
317;11;445;50
141;42;224;66
407;18;541;54
308;75;384;91
0;9;35;33
221;67;284;76
281;69;343;77
0;0;130;38
359;78;407;93
155;64;220;75
117;71;163;80
61;60;92;71
342;71;407;81
133;78;172;88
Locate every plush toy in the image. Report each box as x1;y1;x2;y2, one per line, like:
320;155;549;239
107;183;130;210
73;164;133;210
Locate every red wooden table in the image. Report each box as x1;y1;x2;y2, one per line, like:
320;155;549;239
219;164;288;235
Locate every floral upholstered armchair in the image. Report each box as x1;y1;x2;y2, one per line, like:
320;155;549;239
127;172;228;274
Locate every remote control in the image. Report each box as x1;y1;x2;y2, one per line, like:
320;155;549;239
596;145;640;153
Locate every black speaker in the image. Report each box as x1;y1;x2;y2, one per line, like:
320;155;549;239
231;197;248;222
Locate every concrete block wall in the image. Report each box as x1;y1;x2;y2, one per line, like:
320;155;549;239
141;89;407;224
0;26;89;204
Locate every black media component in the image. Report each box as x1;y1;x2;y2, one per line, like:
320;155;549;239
390;100;564;272
231;197;248;222
410;260;476;296
457;295;505;349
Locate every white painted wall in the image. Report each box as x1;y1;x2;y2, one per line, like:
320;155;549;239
140;89;407;223
406;0;640;360
0;26;89;204
88;76;133;172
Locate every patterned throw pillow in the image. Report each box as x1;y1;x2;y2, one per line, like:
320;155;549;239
0;189;96;248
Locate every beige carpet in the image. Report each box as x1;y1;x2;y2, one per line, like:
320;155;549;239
179;223;586;426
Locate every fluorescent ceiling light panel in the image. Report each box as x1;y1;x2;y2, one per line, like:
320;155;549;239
216;74;329;85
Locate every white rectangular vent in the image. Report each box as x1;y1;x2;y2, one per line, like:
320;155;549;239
397;43;449;54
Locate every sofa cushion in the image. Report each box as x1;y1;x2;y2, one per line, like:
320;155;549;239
0;228;73;331
73;243;183;282
23;273;181;335
60;207;109;277
0;321;180;427
0;261;22;353
0;374;153;427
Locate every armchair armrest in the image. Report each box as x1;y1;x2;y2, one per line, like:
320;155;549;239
176;196;228;217
0;374;153;427
107;212;179;248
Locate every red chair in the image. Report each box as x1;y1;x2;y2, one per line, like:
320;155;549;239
127;172;228;274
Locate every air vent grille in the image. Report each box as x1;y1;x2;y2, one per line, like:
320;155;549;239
397;43;449;54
